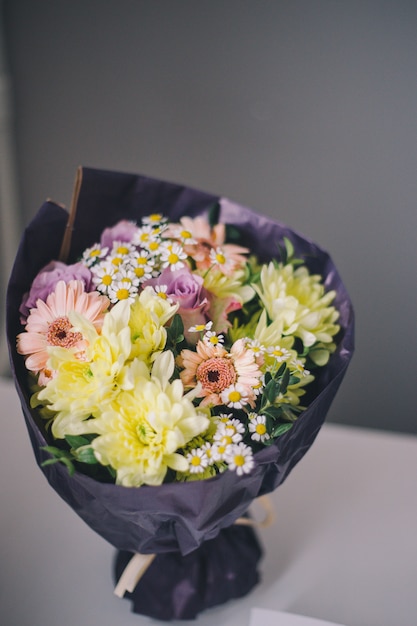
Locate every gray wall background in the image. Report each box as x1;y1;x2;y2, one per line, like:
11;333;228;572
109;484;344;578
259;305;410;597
3;0;416;434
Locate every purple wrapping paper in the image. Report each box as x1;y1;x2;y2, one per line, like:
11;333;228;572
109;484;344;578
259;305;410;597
6;167;354;558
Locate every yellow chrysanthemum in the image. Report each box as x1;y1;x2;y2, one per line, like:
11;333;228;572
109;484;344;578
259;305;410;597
253;310;295;351
88;352;210;487
128;286;178;362
253;262;340;358
38;300;144;438
200;267;254;304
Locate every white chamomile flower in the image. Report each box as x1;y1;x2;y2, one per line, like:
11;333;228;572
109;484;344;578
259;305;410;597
81;243;108;267
186;448;209;474
248;414;270;443
209;247;234;273
201;442;216;465
160;242;187;271
153;285;173;302
252;374;265;397
209;440;232;462
246;339;266;355
141;213;167;227
246;339;266;357
111;240;136;257
267;345;291;362
116;267;140;288
188;321;213;333
221;383;251;409
145;237;166;256
171;225;197;245
227;418;246;435
108;279;138;304
203;330;225;346
108;253;126;269
130;256;154;282
214;412;233;424
225;442;255;476
131;250;153;266
290;359;310;377
214;419;245;444
91;262;117;293
134;225;159;248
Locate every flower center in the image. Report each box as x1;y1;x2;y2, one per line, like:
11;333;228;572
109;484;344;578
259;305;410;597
196;357;236;393
116;288;130;300
228;390;241;403
234;454;245;467
47;316;83;348
168;252;179;265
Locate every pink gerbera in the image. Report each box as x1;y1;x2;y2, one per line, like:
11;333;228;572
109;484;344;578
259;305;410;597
166;216;249;274
17;280;110;383
177;337;263;407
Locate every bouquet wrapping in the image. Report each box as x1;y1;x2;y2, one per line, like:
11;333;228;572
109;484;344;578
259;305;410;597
7;167;354;620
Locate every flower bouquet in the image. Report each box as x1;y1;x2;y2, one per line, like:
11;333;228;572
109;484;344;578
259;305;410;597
7;167;354;621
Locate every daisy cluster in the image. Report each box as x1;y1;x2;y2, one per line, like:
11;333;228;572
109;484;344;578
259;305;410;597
16;211;341;487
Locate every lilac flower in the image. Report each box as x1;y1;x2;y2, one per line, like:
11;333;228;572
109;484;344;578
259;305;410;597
100;220;138;249
144;266;210;343
19;261;92;322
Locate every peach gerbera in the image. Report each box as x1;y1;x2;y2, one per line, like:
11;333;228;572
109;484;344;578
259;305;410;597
17;280;109;383
177;337;263;407
166;216;249;275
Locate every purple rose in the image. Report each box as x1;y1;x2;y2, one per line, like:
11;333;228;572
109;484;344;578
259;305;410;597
144;267;210;343
19;261;93;322
100;220;138;248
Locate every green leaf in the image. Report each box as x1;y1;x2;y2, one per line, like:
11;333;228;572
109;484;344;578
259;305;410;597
65;435;90;449
281;406;298;422
41;448;75;476
208;202;220;227
275;362;287;378
264;379;279;405
284;237;294;261
60;457;76;475
75;446;98;465
41;445;68;459
263;405;283;421
279;367;290;394
41;457;62;467
171;314;184;336
106;465;117;479
271;423;293;438
225;224;242;243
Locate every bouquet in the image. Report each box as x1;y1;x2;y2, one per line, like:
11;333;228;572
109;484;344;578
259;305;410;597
7;167;354;620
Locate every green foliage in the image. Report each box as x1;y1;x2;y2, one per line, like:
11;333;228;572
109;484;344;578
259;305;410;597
208;202;221;228
271;423;293;438
41;446;75;476
166;314;185;353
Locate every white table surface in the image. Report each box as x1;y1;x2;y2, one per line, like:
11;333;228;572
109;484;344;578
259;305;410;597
1;375;416;626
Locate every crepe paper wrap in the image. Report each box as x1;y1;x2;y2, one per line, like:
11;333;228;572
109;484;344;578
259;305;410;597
113;494;275;617
114;523;262;620
6;167;354;620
